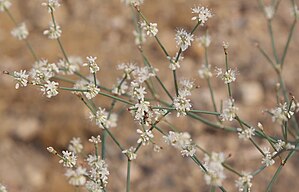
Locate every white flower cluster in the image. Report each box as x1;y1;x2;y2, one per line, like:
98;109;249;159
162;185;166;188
65;166;87;186
86;154;110;190
83;56;100;74
57;56;82;75
122;147;137;160
42;0;61;12
11;23;29;40
215;67;237;84
270;102;295;125
43;22;62;39
198;33;211;48
220;98;238;121
0;183;7;192
173;79;194;117
132;66;157;84
175;28;194;52
68;137;83;154
89;135;101;144
137;128;154;145
140;21;158;37
117;62;137;79
191;6;212;25
121;0;144;6
133;29;146;45
198;64;212;79
13;70;29;89
59;150;77;168
274;140;295;151
163;131;197;157
41;80;59;98
167;52;184;71
30;59;59;85
0;0;11;12
89;107;108;129
264;5;274;20
235;172;253;192
237;127;255;141
112;78;129;95
73;75;100;99
261;147;275;167
203;152;226;186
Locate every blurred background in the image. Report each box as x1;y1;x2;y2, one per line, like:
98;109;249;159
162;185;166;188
1;0;299;191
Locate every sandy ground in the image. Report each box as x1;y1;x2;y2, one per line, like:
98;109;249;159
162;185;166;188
1;0;299;191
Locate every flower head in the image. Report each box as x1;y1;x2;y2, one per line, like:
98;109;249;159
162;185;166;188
191;6;212;25
13;70;29;89
198;33;211;48
220;98;238;121
42;0;61;12
175;28;194;51
140;21;158;37
168;52;184;71
89;107;108;129
136;129;154;145
235;172;253;192
0;0;11;12
43;22;62;39
198;64;212;79
270;102;294;125
59;150;77;168
11;23;29;40
122;147;137;160
133;29;146;45
83;56;100;74
41;80;59;98
215;67;237;84
89;135;101;144
65;166;87;186
84;84;100;99
68;137;83;154
237;127;255;141
261;147;275;167
203;152;226;186
173;94;192;117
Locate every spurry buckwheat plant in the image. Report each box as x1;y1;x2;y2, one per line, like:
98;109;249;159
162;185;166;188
1;0;299;191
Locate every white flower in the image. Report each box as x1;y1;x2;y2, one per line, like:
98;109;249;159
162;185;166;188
198;34;211;48
0;0;11;12
85;181;103;192
90;107;108;129
131;83;147;100
84;84;100;99
132;66;157;84
235;172;253;192
136;129;154;145
0;183;7;192
237;127;255;140
215;67;237;84
179;78;194;96
13;70;29;89
89;135;101;144
42;0;60;12
191;6;212;25
57;56;81;75
122;147;137;160
133;29;146;45
270;102;294;125
117;62;137;79
30;59;59;84
264;5;274;20
173;94;192;117
59;150;77;167
73;75;99;95
261;147;275;167
68;137;83;154
163;131;196;156
140;21;158;37
11;23;29;40
112;79;128;95
65;166;87;186
175;28;194;51
43;22;62;39
105;112;118;128
41;81;59;98
274;140;295;151
121;0;144;6
167;52;184;71
198;64;212;79
86;155;109;187
222;41;229;50
203;152;226;186
83;56;100;74
220;98;238;121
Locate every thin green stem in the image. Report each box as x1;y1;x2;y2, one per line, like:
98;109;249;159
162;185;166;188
267;21;279;64
266;164;283;192
126;160;131;192
281;19;297;68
